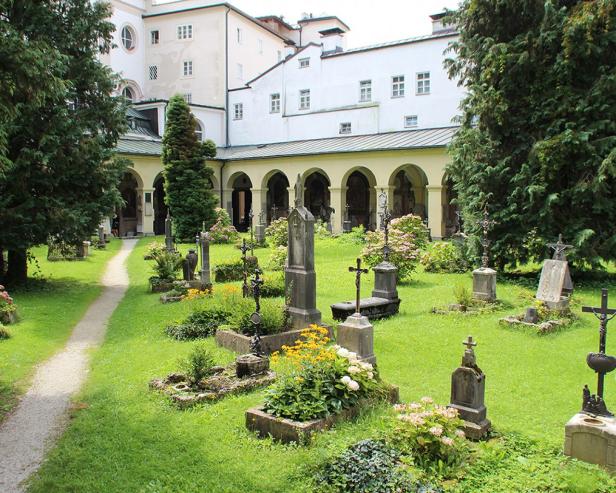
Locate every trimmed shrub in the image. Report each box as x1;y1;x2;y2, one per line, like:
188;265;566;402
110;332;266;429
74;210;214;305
179;343;216;383
228;298;288;335
337;225;366;245
165;307;230;340
213;256;258;282
265;217;288;247
421;241;468;273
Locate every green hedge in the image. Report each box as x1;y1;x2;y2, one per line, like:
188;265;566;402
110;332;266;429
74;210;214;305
213;256;258;282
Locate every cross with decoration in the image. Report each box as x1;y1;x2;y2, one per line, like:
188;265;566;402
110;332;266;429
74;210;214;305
248;208;255;256
249;268;265;356
349;258;369;316
477;207;496;268
547;234;573;261
378;190;393;261
271;204;278;222
240;239;250;298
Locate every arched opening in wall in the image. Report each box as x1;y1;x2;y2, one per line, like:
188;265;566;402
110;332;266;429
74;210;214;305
443;175;460;237
231;173;252;232
304;171;331;223
153;175;167;235
195;120;204;142
346;170;374;230
389;164;429;220
266;172;289;223
117;172;141;237
122;86;134;102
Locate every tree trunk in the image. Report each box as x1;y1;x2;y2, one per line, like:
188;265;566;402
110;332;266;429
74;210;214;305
0;247;5;283
6;249;28;285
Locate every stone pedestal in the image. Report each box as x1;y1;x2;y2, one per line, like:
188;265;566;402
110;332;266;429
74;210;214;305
372;261;398;300
523;307;539;324
336;314;376;365
472;267;497;302
564;413;616;472
236;353;270;378
198;232;211;286
343;220;352;233
255;224;266;244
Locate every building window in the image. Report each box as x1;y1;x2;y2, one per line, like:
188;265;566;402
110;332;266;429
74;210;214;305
237;28;242;44
416;72;430;94
339;122;352;134
392;75;405;98
183;60;193;77
234;103;243;120
359;80;372;102
299;57;310;68
121;26;136;51
299;89;310;110
277;50;282;62
404;115;418;128
237;63;243;81
148;65;158;80
258;39;263;54
121;87;134;102
195;121;204;141
177;24;193;40
270;93;280;113
150;30;159;45
183;93;192;104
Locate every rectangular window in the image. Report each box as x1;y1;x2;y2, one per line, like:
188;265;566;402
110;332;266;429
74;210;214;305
359;80;372;102
183;93;192;104
258;39;263;54
392;75;405;98
237;28;242;44
177;24;193;40
183;60;193;77
404;115;418;128
234;103;243;120
299;57;310;68
150;30;159;45
237;63;243;81
299;89;310;110
270;93;280;113
416;72;430;94
148;65;158;80
339;122;352;134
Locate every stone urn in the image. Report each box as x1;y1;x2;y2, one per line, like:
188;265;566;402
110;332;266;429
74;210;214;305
186;249;198;281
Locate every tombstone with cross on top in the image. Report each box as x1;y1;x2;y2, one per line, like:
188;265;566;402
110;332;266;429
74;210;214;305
472;207;497;302
536;234;574;310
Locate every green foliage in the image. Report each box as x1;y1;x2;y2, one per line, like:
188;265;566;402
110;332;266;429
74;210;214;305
165;308;230;340
337;225;367;245
179;343;216;383
265;217;288;247
0;0;128;283
362;215;429;279
314;219;332;238
209;208;239;244
0;324;10;340
0;284;17;315
267;245;287;271
446;0;616;269
315;439;424;493
150;250;183;281
386;399;468;476
162;94;218;242
143;242;166;260
213;256;258;282
260;274;285;298
228;298;288;336
421;242;468;273
452;285;473;307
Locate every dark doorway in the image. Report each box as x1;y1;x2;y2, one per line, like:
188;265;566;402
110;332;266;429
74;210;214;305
118;172;139;236
305;172;331;221
393;170;415;217
266;172;289;223
153;175;167;235
232;173;252;232
347;171;371;229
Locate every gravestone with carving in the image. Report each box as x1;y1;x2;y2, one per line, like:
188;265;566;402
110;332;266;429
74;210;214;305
536;235;573;310
285;175;322;329
448;336;491;440
197;225;211;286
255;211;266;244
472;209;497;302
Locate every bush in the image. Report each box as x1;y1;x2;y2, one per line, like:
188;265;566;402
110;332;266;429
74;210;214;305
0;323;10;340
0;285;17;318
362;215;429;280
387;398;468;476
165;307;230;340
228;298;288;336
265;327;381;421
179;343;216;383
246;273;285;298
143;241;166;260
421;242;468;273
265;217;288;247
337;225;367;245
314;219;332;238
213;256;258;282
209;208;239;244
453;285;473;307
267;245;287;271
150;250;183;281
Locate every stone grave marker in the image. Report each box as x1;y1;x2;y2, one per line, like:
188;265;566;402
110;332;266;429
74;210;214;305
285;174;322;329
536;236;573;310
343;204;352;233
97;225;106;248
255;211;266;244
164;211;175;252
448;335;491;440
197;225;211;286
472;208;497;302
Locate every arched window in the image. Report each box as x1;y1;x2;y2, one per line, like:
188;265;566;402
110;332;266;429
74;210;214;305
122;86;134;102
121;26;136;51
195;120;204;141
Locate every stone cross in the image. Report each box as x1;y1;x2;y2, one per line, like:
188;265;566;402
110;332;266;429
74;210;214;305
548;234;573;261
240;239;250;298
248;208;255;256
477;208;496;268
164;211;174;252
250;268;265;356
196;222;211;285
349;258;369;316
271;204;278;222
581;289;616;417
294;173;303;209
463;335;477;350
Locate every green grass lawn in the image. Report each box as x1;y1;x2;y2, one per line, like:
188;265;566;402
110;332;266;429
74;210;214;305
0;239;121;420
26;236;615;492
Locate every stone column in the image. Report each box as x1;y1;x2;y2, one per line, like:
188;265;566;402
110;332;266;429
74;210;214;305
328;187;346;234
222;188;234;219
426;185;444;240
250;188;266;227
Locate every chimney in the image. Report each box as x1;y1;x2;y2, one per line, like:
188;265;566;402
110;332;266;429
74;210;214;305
320;27;346;54
430;12;453;34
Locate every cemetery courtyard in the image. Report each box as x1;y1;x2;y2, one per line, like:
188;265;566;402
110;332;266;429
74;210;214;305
1;233;615;492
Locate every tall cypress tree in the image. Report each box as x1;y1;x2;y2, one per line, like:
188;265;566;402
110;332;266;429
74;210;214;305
162;95;218;241
446;0;616;269
0;1;128;284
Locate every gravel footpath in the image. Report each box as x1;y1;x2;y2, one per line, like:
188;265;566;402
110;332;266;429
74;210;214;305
0;239;136;492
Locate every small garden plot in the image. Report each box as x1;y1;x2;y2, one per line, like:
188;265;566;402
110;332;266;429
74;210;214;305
499;300;577;334
431;285;504;315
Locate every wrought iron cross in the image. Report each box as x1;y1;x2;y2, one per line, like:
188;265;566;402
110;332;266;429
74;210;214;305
271;204;278;222
344;203;350;221
463;335;477;350
349;258;369;316
249;268;265;356
548;234;573;261
581;289;616;416
240;239;250;298
248;208;254;256
477;207;496;268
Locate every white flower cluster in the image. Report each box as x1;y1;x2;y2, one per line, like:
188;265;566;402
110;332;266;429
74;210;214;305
333;345;376;391
340;375;360;391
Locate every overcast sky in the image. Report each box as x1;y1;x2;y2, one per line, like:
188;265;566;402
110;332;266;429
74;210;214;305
160;1;462;47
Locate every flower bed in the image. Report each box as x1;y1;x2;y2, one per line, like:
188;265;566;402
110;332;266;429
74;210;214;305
0;285;17;324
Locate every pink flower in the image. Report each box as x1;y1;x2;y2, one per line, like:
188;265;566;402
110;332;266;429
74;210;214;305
420;396;433;404
429;426;443;436
455;429;466;438
441;437;454;446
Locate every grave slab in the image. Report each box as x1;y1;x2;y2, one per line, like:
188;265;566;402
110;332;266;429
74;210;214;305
564;413;616;473
336;314;376;365
472;267;497;302
331;297;400;321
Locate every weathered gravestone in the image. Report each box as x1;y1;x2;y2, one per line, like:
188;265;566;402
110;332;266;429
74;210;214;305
285;175;322;329
564;289;616;472
448;336;491;440
255;211;266;244
197;225;211;286
164;211;175;252
336;258;376;365
536;235;573;310
342;204;352;233
97;225;106;249
472;209;497;302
